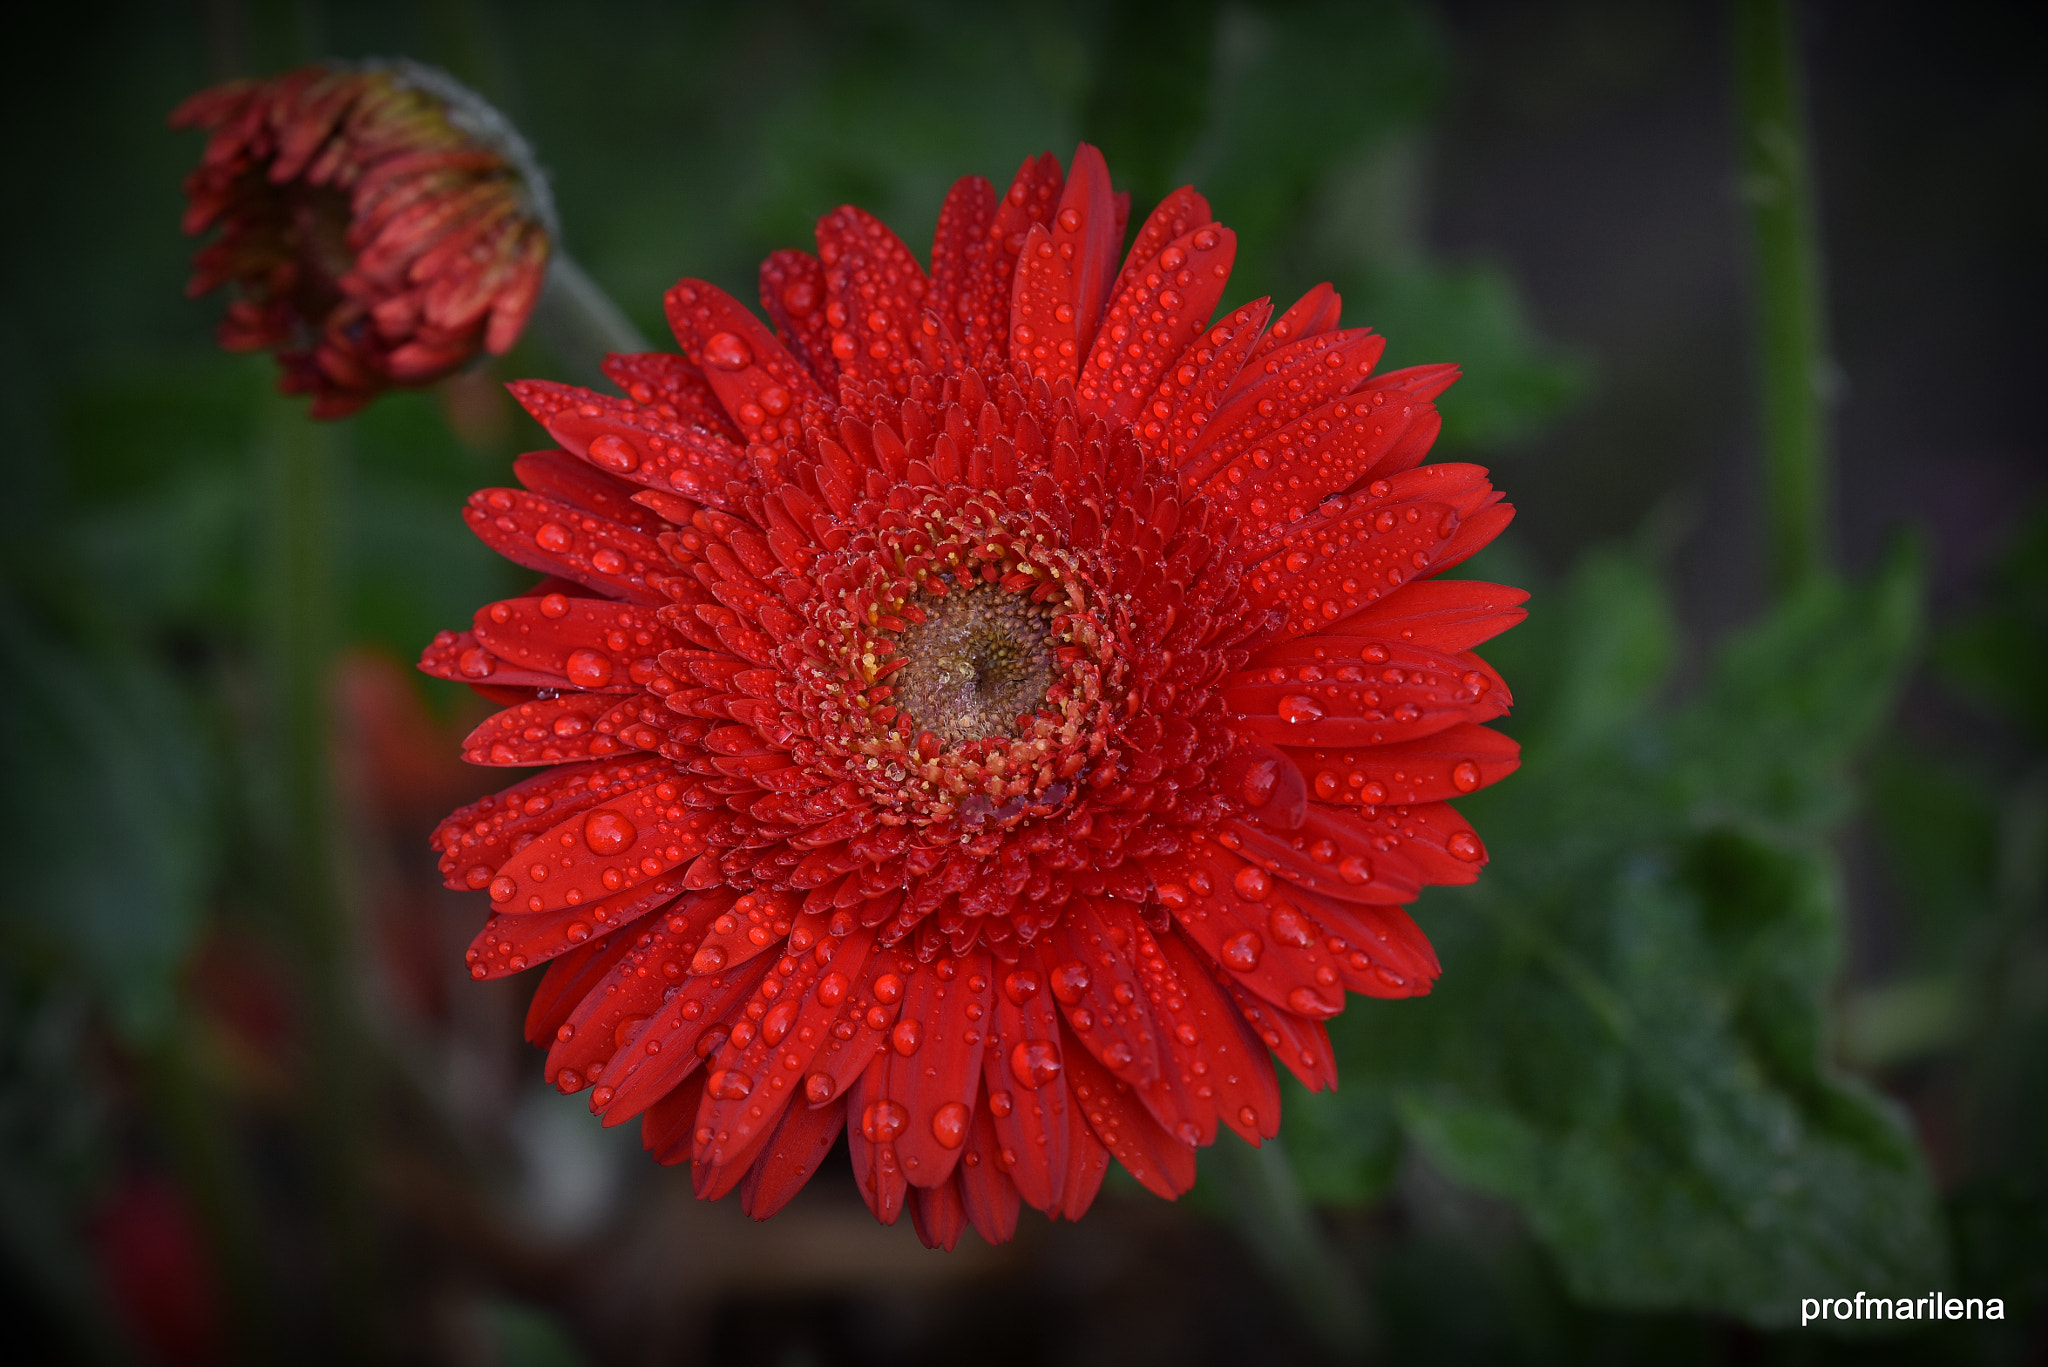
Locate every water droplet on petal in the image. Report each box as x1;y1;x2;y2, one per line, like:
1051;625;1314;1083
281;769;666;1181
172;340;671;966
587;434;640;472
702;332;753;370
1447;831;1486;862
565;649;614;688
582;809;637;855
1009;1040;1062;1088
1222;931;1263;970
1452;761;1482;792
931;1101;970;1150
708;1068;753;1099
1278;695;1323;724
861;1099;907;1143
1050;960;1091;1004
1287;986;1338;1018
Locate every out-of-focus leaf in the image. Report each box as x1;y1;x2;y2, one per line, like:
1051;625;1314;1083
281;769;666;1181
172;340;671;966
1304;542;1944;1325
1341;259;1591;452
1936;505;2048;741
0;603;216;1044
1673;541;1922;830
1282;1079;1403;1207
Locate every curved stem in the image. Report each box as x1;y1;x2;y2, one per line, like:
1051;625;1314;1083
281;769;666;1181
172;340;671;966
528;250;651;383
1735;0;1833;593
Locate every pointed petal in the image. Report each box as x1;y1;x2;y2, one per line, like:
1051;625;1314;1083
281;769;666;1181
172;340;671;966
1184;329;1388;485
1148;843;1362;1019
929;174;1000;353
1224;978;1338;1091
1155;930;1283;1144
1201;387;1422;550
910;1175;969;1250
1225;640;1510;749
956;1097;1021;1244
1338;580;1529;652
1284;722;1522;806
1060;1025;1196;1200
738;1093;846;1220
1050;143;1120;358
690;919;840;1192
1156;299;1270;468
542;889;728;1090
1110;186;1212;304
845;1052;910;1224
513;450;672;535
600;351;746;441
816;205;937;403
638;1068;710;1165
432;758;676;891
460;691;663;766
460;486;670;604
487;781;720;918
508;380;751;508
983;962;1071;1212
592;949;772;1122
1247;282;1343;363
1057;1093;1114;1222
758;248;840;391
664;278;833;462
471;594;682;688
1216;807;1423;905
474;869;689;982
1077;223;1235;427
523;930;636;1044
887;951;992;1189
1239;463;1507;644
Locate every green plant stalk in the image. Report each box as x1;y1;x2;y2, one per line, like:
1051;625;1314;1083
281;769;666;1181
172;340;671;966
259;403;376;1357
528;251;651;385
1736;0;1833;592
1207;1136;1372;1360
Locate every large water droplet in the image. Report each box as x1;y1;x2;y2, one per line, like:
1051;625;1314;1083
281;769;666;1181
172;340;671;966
583;809;637;855
931;1101;969;1149
701;332;754;370
1049;960;1091;1005
587;434;640;473
1009;1040;1062;1089
1278;695;1323;724
861;1099;907;1143
565;649;614;688
1447;831;1486;862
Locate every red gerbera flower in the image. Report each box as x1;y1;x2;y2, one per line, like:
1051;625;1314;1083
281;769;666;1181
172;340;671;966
423;145;1523;1249
173;62;554;418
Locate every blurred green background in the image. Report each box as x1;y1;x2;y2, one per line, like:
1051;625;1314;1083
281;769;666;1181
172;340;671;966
1;1;2041;1363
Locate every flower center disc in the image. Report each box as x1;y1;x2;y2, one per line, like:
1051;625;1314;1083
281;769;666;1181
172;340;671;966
889;581;1054;745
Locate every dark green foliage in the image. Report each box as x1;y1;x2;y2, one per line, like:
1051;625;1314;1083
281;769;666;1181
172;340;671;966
1290;543;1945;1325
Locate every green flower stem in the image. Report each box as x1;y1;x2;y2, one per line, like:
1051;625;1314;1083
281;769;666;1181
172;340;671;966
258;402;376;1357
1206;1135;1372;1360
1735;0;1834;593
529;250;651;384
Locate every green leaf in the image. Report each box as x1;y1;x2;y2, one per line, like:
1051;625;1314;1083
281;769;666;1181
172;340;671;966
1302;543;1945;1325
0;605;215;1044
1672;538;1921;831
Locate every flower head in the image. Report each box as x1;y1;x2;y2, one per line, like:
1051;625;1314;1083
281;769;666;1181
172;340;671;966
173;62;554;417
423;146;1523;1248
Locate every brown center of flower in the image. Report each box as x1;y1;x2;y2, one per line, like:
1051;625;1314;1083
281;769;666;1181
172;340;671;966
888;581;1054;745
